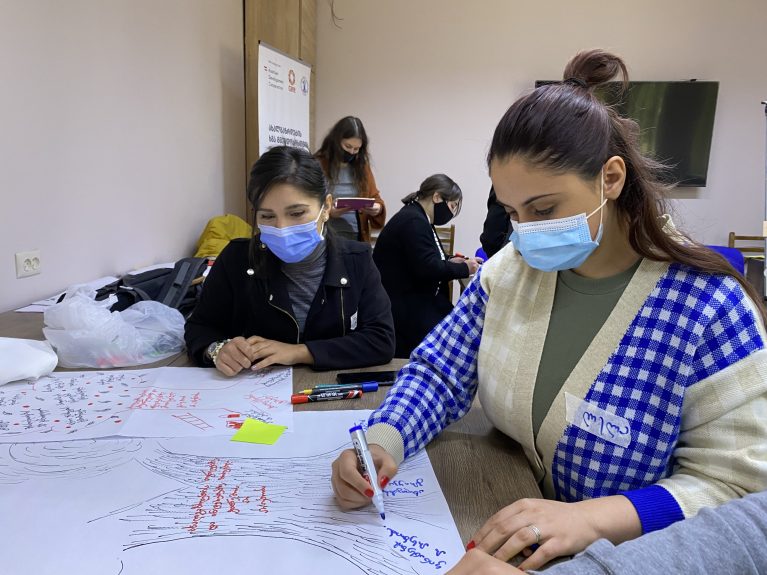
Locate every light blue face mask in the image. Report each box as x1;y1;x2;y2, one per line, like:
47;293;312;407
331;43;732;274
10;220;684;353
509;173;607;272
258;208;326;264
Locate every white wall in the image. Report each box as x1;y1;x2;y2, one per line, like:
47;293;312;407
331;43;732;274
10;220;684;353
315;0;767;259
0;0;245;313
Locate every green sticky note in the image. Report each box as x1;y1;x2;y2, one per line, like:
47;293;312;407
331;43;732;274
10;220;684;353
230;418;287;445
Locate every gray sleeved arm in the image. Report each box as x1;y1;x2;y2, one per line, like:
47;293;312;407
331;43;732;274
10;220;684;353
533;491;767;575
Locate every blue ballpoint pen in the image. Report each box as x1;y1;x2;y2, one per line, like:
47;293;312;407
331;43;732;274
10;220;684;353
349;425;386;520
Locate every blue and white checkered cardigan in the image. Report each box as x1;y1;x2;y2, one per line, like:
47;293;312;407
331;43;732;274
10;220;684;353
366;248;767;534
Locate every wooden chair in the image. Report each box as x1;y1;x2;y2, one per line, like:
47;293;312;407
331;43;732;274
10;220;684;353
727;233;765;284
728;233;765;259
434;224;456;257
368;224;455;255
435;225;457;299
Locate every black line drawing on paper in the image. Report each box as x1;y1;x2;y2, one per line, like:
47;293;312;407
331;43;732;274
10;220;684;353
0;438;455;574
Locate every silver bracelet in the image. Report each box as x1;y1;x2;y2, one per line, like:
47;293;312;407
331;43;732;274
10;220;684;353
209;339;231;367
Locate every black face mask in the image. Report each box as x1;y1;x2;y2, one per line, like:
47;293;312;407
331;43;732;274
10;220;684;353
342;150;357;163
433;201;454;226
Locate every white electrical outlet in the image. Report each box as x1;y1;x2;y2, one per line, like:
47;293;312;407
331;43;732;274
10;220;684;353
15;250;41;278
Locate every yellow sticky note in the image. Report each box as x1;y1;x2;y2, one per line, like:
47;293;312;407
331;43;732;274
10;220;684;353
230;418;287;445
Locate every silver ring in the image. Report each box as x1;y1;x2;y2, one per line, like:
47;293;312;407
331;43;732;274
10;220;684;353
527;524;541;545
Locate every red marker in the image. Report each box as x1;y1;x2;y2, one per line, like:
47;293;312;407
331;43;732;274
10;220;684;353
290;390;362;404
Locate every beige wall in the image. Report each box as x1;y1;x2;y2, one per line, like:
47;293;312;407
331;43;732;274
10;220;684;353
315;0;767;259
0;0;245;312
2;1;764;312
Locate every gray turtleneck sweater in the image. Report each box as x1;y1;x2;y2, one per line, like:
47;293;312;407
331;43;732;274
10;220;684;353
280;240;328;335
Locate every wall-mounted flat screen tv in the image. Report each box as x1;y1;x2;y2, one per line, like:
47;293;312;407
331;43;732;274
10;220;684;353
535;81;719;187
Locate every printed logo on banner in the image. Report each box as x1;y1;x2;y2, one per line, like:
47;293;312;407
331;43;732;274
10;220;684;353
258;44;310;155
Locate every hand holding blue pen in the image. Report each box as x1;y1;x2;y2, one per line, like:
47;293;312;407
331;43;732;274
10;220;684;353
349;425;386;520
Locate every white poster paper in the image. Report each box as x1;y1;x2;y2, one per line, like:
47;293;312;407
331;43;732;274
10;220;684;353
258;42;311;154
0;366;293;442
0;411;464;574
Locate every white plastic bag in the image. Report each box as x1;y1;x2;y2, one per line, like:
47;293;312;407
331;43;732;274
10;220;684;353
43;287;185;368
0;338;58;385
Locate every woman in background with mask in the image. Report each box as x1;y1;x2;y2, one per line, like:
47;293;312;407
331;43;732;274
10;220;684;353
315;116;386;242
330;50;767;570
185;146;395;375
372;174;481;358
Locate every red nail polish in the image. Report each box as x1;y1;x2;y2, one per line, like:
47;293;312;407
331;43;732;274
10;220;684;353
466;540;475;550
364;488;374;498
380;476;390;488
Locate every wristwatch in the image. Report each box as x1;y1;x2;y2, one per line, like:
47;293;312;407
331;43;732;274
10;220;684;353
205;339;230;366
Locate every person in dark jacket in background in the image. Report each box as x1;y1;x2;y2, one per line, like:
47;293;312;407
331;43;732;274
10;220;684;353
185;146;395;375
480;187;512;258
373;174;482;358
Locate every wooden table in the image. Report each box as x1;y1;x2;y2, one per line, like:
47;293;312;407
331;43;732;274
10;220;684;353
0;308;48;340
0;309;541;543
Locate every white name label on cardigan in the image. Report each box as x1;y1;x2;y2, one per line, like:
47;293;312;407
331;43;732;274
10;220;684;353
565;392;632;448
350;311;358;331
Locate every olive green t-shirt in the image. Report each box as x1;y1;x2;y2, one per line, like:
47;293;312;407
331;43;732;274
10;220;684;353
532;259;642;437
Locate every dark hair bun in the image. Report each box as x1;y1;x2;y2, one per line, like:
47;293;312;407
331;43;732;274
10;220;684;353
563;49;629;90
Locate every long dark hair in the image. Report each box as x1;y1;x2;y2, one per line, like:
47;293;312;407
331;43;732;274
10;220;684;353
487;49;766;324
246;146;329;272
402;174;463;216
315;116;370;192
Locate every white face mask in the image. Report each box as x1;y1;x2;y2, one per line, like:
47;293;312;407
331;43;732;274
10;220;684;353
509;171;607;272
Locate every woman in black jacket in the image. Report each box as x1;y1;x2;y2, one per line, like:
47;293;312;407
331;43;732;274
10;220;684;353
372;174;482;358
185;146;395;375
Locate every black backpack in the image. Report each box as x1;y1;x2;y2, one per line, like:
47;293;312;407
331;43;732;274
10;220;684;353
92;257;209;317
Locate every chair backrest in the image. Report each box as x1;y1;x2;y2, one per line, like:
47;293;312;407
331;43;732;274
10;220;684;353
369;224;455;255
728;232;765;257
434;225;457;301
434;225;456;256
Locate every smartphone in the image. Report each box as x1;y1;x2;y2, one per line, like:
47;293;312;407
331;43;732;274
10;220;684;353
336;370;398;386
